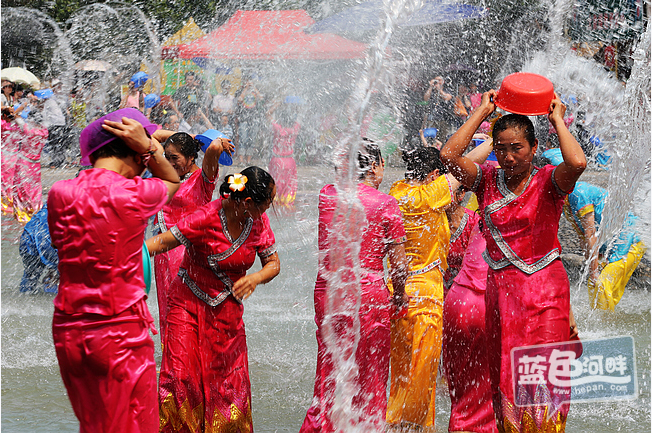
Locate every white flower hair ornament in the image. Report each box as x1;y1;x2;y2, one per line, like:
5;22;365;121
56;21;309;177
228;173;248;192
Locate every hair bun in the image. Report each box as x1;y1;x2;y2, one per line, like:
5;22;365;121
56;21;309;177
192;138;202;153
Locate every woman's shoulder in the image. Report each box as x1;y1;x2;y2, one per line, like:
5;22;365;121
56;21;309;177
360;183;399;207
185;168;208;186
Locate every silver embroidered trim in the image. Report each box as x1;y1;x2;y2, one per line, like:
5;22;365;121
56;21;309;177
409;259;442;276
386;235;407;245
450;212;469;244
471;162;482;191
205;256;242;305
219;208;233;243
214;209;253;261
496;167;538;199
156;210;168;234
483;167;560;274
258;244;277;259
482;248;560;274
202;169;216;184
179;268;231;307
17;153;39;163
170;226;191;249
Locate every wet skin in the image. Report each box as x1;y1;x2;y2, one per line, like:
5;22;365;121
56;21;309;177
493;127;537;192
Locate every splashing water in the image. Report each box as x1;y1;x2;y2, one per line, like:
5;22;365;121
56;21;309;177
1;0;650;432
323;1;424;430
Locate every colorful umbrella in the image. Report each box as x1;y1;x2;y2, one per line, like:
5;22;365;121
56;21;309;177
1;67;40;86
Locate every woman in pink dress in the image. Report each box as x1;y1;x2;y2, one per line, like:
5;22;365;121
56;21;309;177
267;100;301;212
1;116;21;214
441;91;585;432
12;122;48;222
147;166;280;433
300;140;409;433
1;108;48;223
153;132;234;341
48;108;180;432
443;187;477;289
443;216;497;433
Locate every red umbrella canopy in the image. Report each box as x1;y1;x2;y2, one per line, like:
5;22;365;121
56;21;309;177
175;10;368;60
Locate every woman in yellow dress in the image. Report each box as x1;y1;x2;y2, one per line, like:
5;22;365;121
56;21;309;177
386;137;492;432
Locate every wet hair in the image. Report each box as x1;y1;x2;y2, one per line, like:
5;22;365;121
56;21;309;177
403;146;447;181
492;114;536;147
219;166;276;204
91;138;137;162
163;132;201;161
357;138;382;180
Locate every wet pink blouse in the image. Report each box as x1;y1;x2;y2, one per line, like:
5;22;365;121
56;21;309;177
445;208;479;284
315;183;406;288
271;122;301;156
170;198;276;305
452;218;488;293
155;169;215;233
48;169;168;315
472;164;568;274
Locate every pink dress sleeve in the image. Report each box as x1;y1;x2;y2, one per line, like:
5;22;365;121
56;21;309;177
172;203;217;249
130;177;169;219
254;213;277;259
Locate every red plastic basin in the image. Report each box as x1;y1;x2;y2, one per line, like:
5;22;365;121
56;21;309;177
495;72;555;116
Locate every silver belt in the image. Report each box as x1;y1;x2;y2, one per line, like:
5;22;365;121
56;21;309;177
408;259;442;277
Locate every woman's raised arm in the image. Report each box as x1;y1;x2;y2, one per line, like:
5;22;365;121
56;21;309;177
440;90;496;189
202;137;235;181
550;97;586;192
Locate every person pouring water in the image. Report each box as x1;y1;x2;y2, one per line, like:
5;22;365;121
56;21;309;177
440;74;585;433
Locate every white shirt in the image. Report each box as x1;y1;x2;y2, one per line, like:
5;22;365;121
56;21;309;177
42;98;66;127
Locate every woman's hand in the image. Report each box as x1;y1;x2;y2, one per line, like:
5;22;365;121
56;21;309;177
231;252;280;302
569;307;579;339
102;117;150;153
231;274;260;301
548;94;567;126
479;89;497;117
215;137;235;156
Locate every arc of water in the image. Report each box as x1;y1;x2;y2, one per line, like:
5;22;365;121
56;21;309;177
323;1;423;431
2;7;75;89
109;1;163;94
596;19;650;287
64;2;161;93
